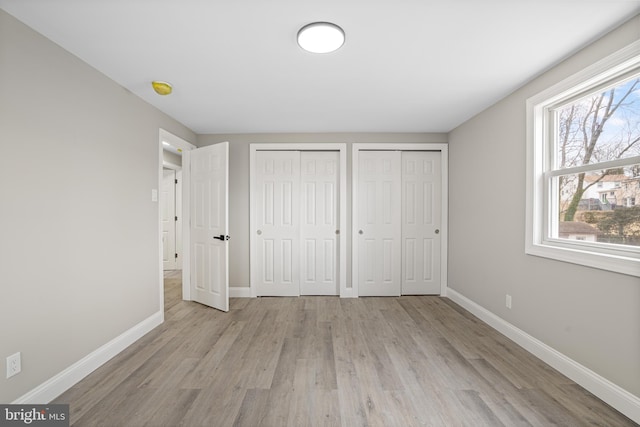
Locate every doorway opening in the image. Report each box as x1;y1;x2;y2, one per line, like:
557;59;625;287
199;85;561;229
158;129;196;316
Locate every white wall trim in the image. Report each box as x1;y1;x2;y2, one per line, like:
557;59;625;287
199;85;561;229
181;149;192;301
352;143;449;297
229;286;252;298
446;288;640;424
12;311;163;404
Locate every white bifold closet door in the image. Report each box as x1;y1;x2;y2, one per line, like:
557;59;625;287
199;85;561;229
254;150;339;296
255;151;301;296
401;151;441;295
357;151;402;296
300;152;339;295
357;150;441;296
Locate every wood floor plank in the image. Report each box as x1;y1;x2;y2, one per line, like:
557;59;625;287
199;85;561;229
310;389;341;427
540;382;638;427
316;296;341;323
454;389;506;426
179;384;247;427
53;275;638;427
331;316;370;427
314;321;338;391
179;319;246;389
233;388;271;427
478;393;533;427
297;307;319;359
129;388;200;427
383;339;449;426
242;308;288;389
516;388;586;426
287;358;316;426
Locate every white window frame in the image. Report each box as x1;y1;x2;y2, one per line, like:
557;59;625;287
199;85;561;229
526;40;640;278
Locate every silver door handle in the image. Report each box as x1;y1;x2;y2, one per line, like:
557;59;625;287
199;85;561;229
435;229;440;234
359;230;363;235
257;230;262;235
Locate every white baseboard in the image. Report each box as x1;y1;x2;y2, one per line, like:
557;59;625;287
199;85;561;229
230;286;252;298
13;311;164;404
446;288;640;424
230;286;358;298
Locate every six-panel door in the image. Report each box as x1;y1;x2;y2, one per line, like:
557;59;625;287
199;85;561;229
357;151;402;296
254;151;301;296
254;151;341;296
300;152;340;295
251;148;441;298
190;142;229;312
401;151;441;295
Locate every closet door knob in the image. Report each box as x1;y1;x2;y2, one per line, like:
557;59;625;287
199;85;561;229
257;230;262;235
335;230;340;235
358;230;364;235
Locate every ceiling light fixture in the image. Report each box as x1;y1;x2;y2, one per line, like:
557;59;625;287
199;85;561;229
297;22;345;54
151;81;173;95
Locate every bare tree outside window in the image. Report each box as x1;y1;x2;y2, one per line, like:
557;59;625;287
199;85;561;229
556;76;640;246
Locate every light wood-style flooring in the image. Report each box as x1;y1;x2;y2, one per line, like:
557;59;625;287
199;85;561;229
54;272;637;426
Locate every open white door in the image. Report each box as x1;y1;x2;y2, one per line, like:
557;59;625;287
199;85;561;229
190;142;229;312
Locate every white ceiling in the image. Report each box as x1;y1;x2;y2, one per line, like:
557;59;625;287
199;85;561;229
1;1;639;134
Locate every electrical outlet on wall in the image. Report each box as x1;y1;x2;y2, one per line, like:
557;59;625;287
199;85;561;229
506;294;512;309
6;352;21;378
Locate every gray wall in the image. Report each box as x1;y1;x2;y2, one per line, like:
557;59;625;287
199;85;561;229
448;15;640;396
196;133;447;288
0;9;195;403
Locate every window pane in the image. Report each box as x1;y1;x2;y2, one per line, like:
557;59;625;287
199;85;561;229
555;76;640;168
556;166;640;247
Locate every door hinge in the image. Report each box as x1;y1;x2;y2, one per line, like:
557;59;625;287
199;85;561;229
175;253;178;259
175;179;178;184
175;216;178;221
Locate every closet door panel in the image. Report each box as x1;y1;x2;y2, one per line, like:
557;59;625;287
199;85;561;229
300;151;339;295
357;151;402;296
401;151;441;295
255;151;301;296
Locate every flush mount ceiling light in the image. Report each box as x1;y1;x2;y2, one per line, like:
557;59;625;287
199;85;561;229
151;81;172;95
297;22;345;53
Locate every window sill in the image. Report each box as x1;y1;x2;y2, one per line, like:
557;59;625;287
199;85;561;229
525;242;640;277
